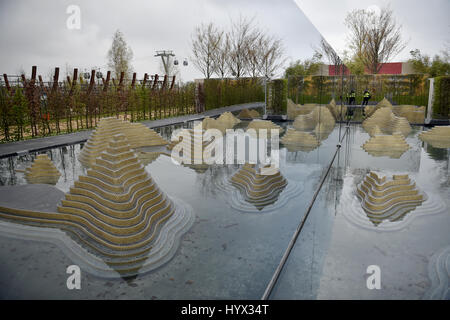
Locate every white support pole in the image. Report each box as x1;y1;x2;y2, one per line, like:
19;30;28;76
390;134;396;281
426;78;434;124
264;76;267;116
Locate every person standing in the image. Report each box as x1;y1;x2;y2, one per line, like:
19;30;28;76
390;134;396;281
349;90;356;105
362;89;371;106
362;89;371;117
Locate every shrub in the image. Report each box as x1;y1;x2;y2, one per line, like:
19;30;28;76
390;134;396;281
432;76;450;119
203;78;264;110
269;78;287;114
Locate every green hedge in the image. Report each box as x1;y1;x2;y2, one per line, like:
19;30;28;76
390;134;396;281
203;78;264;110
433;76;450;119
270;79;287;114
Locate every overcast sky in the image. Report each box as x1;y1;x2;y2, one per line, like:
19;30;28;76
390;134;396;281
0;0;448;82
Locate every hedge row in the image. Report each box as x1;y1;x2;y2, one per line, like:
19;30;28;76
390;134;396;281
202;78;265;110
269;79;287;114
433;76;450;119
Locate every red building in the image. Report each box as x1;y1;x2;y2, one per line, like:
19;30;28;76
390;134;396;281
322;62;414;76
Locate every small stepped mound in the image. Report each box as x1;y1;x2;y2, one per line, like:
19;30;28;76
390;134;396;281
364;97;392;117
230;163;287;210
419;126;450;148
201;117;229;134
393;105;425;124
326;99;347;121
356;172;426;226
281;129;321;152
79;117;168;167
287;99;318;120
24;154;61;185
362;107;411;137
362;133;411;158
168;123;216;170
246;120;284;137
238;109;260;119
293;106;335;131
216;112;241;128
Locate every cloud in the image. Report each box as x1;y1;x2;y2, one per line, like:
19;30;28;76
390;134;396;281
1;0;445;81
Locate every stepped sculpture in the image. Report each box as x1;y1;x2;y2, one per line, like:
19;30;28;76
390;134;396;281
246;119;284;137
419;126;450;148
326;98;347;121
0;135;193;277
24;154;61;185
293;106;335;131
238;108;260;119
362;130;411;158
281;106;335;152
230;163;287;210
201;117;229;134
280;129;321;152
287;99;319;120
201;112;240;134
0;134;194;277
392;105;425;124
356;172;426;226
364;97;393;117
168;123;215;172
216;111;241;128
362;107;411;137
78;117;168;167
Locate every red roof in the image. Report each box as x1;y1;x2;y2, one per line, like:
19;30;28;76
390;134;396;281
328;62;403;75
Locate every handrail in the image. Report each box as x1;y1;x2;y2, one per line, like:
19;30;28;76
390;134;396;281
261;124;349;300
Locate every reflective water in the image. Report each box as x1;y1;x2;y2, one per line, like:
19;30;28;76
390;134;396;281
0;123;448;299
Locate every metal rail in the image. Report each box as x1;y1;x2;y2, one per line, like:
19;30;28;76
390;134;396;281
261;124;350;300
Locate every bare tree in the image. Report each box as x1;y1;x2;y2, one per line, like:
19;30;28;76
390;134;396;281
246;28;263;78
191;23;222;79
213;33;231;79
107;30;134;80
227;16;258;78
344;9;368;61
256;34;286;79
345;6;407;74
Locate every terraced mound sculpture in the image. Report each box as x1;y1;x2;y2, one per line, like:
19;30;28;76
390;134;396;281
364;97;393;117
293;106;335;131
287;99;318;120
230;163;287;211
356;172;426;226
0;134;194;277
281;129;321;152
281;106;335;152
362;131;411;158
238;108;260;119
168;123;215;172
216;112;241;128
362;107;411;137
246;119;284;137
201;117;229;134
79;117;168;167
419;126;450;148
393;105;425;124
326;99;347;121
24;154;61;185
